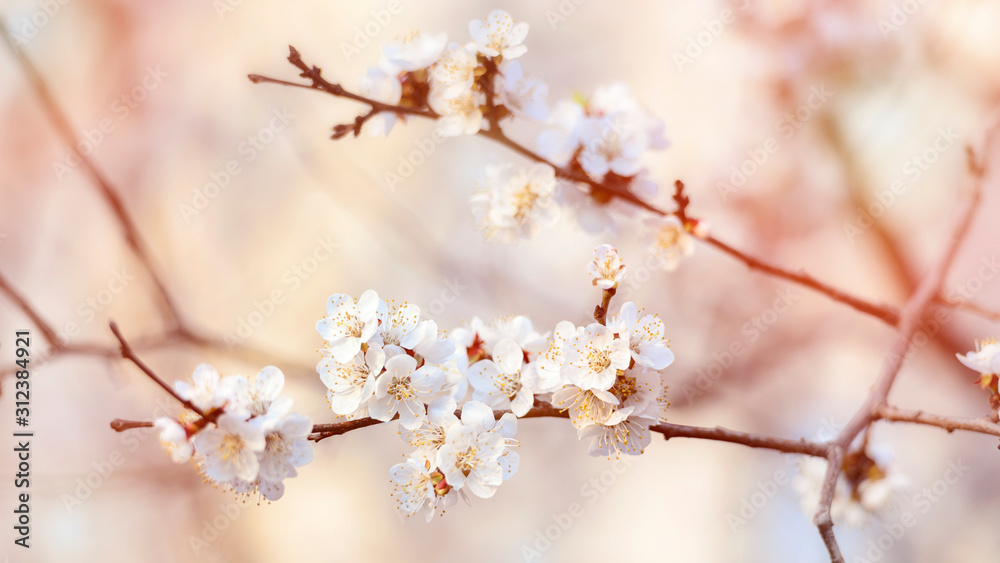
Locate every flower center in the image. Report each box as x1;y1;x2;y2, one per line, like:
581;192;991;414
454;446;479;477
588;349;612;373
388;377;415;401
220;434;245;462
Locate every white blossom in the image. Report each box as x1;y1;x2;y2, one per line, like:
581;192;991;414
378;299;424;353
470;163;559;244
316;290;382;363
174;364;239;413
644;215;694;271
154;418;193;463
438;402;506;498
382;31;447;72
496;60;548;121
194;413;265;483
430;42;479;100
562;323;632;391
606;302;675;370
319;344;385;417
371;354;446;429
233;365;293;425
429;87;484;136
956;338;1000;387
402;396;460;461
469;339;535;416
531;321;579;392
469;10;529;60
257;412;314;484
588;244;626;290
390;453;459;522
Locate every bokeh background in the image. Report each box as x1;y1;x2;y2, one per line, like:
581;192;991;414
1;0;999;561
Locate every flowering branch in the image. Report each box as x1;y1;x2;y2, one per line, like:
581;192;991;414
112;403;833;457
250;45;910;330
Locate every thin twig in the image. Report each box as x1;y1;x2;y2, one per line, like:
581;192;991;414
875;404;1000;438
0;268;62;347
703;235;901;327
109;321;209;419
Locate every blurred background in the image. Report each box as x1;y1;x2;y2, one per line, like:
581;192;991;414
1;0;999;561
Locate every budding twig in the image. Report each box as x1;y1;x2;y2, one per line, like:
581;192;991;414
594;287;617;325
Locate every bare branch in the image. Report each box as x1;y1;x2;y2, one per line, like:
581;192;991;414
1;23;186;333
876;404;1000;438
813;136;991;563
109;321;209;419
0;268;62;348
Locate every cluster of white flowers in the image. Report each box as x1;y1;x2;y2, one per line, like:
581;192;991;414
355;9;695;261
359;10;542;139
313;245;673;519
794;449;909;528
154;365;314;501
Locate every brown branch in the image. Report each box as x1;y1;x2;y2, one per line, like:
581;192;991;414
115;402;832;457
935;295;1000;322
0;268;61;348
813;140;989;563
109;321;209;419
1;23;186;334
110;419;154;432
593;287;617;325
703;235;901;327
875;404;1000;438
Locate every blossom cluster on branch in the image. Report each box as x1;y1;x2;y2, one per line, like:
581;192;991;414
320;9;699;256
153;365;314;501
310;245;674;519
